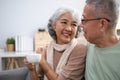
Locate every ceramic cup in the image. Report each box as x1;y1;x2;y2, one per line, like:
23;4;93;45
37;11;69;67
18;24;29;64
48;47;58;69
26;53;41;64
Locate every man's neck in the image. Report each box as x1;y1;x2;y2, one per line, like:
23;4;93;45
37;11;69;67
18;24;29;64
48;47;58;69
95;35;119;48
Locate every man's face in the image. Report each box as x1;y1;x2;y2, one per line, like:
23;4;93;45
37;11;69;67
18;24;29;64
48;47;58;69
80;4;103;44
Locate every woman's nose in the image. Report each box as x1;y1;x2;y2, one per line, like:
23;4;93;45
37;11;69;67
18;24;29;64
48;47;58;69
65;25;72;31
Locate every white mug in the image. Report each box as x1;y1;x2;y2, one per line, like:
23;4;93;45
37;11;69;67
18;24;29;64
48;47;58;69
26;53;41;64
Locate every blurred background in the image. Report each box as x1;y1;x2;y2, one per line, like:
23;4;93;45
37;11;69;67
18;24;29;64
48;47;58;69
0;0;86;50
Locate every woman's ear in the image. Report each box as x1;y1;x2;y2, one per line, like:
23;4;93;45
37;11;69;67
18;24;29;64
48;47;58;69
52;23;56;30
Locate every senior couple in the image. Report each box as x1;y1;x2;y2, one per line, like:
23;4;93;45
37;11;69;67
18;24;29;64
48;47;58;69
24;0;120;80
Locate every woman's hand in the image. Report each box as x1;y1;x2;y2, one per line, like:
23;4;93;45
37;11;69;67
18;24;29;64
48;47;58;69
36;47;47;65
23;58;36;70
24;58;40;80
36;46;58;80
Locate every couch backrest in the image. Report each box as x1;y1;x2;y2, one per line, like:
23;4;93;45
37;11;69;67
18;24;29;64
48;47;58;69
0;67;30;80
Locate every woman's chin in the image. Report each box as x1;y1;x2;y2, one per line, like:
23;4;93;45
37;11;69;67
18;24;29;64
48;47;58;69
62;38;72;44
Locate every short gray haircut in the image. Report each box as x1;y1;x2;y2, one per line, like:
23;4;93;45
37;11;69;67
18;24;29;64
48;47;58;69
47;7;81;40
86;0;119;28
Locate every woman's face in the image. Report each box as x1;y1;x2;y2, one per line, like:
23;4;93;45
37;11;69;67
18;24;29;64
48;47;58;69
53;12;78;44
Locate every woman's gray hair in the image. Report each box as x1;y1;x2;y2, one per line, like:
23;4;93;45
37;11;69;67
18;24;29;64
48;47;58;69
86;0;119;28
47;7;81;40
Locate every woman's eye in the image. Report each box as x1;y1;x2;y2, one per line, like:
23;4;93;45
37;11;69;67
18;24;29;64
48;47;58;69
71;24;77;27
61;22;67;24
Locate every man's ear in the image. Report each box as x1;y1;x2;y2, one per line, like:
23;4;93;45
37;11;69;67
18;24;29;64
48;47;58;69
99;19;109;32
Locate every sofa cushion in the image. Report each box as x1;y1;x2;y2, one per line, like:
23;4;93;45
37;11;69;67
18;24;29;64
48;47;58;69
0;67;30;80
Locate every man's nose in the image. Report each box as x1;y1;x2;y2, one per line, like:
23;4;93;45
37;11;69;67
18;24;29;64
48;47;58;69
80;23;84;28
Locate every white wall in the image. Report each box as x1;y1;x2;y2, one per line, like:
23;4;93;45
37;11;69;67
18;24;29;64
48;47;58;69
0;0;86;49
116;7;120;30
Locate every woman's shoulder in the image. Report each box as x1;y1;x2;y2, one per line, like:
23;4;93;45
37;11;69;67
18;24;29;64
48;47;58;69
75;43;87;50
71;43;87;56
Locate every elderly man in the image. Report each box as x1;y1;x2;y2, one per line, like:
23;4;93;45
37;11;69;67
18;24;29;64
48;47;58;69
80;0;120;80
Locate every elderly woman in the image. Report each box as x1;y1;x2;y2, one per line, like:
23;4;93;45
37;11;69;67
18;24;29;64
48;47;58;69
25;7;87;80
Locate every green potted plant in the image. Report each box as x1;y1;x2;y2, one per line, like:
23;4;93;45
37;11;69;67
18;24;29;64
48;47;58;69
6;37;15;51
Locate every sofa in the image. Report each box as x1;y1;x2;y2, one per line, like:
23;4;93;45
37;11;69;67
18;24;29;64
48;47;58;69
0;67;30;80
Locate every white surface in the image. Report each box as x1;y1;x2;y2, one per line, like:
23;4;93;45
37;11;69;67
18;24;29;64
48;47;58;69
15;36;33;52
0;51;35;71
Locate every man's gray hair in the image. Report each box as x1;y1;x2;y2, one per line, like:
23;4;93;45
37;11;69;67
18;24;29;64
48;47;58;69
47;7;81;40
86;0;119;28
